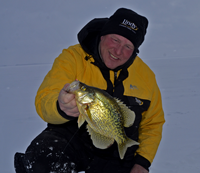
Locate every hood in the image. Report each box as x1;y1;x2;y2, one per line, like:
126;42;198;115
77;18;108;56
77;18;137;72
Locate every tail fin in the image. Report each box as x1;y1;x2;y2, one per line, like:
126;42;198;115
118;138;139;159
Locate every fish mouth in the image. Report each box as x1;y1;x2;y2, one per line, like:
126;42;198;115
78;93;87;100
77;93;92;103
66;80;80;92
77;92;94;104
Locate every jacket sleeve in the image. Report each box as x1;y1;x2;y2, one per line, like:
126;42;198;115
35;46;84;124
135;80;165;166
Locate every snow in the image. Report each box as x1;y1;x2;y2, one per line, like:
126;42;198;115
1;0;200;172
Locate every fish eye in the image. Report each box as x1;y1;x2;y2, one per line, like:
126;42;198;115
81;86;86;91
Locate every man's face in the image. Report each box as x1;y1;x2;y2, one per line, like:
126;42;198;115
99;34;134;69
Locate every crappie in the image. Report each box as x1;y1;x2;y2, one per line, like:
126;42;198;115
66;80;139;159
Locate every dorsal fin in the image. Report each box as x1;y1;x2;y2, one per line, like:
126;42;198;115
114;98;136;127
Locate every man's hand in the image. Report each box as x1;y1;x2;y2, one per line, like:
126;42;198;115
58;83;79;117
130;164;149;173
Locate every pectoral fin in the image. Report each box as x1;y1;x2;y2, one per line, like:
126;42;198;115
77;114;85;128
77;102;87;128
86;106;93;122
87;125;114;149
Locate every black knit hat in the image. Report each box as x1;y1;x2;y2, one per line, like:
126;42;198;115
100;8;148;49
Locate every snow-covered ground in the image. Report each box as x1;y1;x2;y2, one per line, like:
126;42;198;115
1;1;200;172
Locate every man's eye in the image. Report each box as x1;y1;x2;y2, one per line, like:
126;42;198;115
126;45;134;50
112;38;119;42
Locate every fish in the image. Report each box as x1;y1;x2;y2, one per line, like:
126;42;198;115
66;80;139;159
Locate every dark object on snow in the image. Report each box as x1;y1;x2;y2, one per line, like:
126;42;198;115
14;153;27;173
14;123;139;173
14;126;79;173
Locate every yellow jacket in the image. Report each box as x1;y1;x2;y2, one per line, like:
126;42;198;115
35;44;165;165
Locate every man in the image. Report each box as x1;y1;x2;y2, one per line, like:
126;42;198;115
14;8;165;173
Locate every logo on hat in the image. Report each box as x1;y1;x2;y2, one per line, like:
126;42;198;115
120;19;138;33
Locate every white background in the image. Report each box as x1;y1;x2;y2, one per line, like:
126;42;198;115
1;0;200;172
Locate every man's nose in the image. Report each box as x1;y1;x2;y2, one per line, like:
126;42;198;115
115;45;123;55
